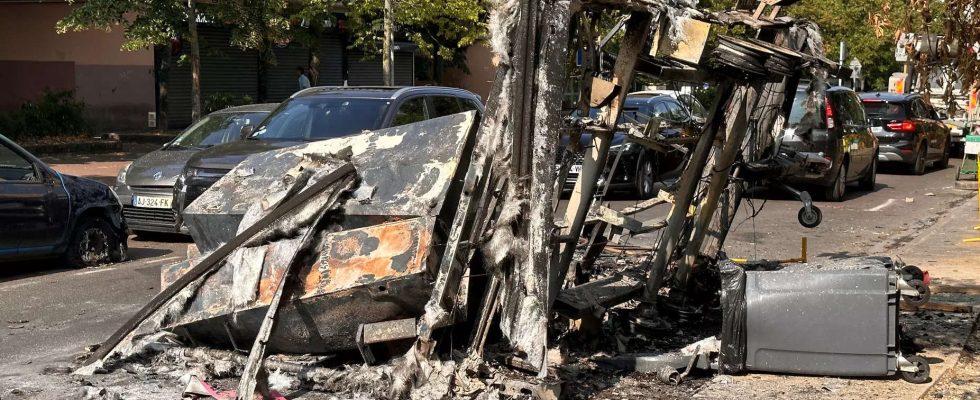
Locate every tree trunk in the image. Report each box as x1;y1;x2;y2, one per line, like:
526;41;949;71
187;0;202;122
307;24;322;86
258;39;273;102
154;44;172;131
432;41;443;83
382;0;393;86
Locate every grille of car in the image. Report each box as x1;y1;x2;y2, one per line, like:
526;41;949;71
123;207;178;229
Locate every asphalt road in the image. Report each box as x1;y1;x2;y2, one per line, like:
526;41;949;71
593;157;976;262
0;151;975;389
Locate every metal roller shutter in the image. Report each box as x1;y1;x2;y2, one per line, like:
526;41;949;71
346;49;416;86
394;51;414;86
268;42;310;102
318;34;344;86
167;26;258;127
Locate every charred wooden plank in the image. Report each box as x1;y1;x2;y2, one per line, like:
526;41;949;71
555;269;645;319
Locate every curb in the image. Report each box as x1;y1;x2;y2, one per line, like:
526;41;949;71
22;140;122;156
115;133;177;144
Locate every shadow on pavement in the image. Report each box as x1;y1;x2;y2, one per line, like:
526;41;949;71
131;232;192;244
0;244;177;283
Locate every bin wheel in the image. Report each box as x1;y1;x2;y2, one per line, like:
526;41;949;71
900;355;930;384
798;205;822;228
903;279;930;307
902;265;924;282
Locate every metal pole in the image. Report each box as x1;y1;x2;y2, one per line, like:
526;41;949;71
838;41;845;86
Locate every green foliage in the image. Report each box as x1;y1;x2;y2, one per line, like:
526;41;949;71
204;93;256;113
203;0;294;55
785;0;905;90
344;0;488;63
0;90;89;140
56;0;187;51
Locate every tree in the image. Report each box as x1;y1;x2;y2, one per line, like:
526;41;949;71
205;0;295;102
889;0;979;106
784;0;905;90
57;0;205;127
344;0;488;81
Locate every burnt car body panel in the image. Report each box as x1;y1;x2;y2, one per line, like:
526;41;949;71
114;104;277;233
0;134;126;262
778;86;877;188
179;86;484;220
858;92;950;166
161;112;479;353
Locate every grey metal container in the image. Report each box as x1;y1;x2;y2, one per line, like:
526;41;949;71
744;268;899;376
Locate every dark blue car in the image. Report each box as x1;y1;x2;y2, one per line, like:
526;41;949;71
0;135;127;267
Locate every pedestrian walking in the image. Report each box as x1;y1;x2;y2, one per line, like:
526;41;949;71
297;67;311;90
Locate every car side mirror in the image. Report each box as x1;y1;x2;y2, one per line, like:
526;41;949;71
239;124;254;139
937;111;948;120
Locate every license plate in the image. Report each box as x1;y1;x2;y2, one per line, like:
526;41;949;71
133;195;172;209
871;126;884;134
570;164;583;174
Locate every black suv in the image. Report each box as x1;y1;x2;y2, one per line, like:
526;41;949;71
779;86;878;201
562;92;698;198
0;134;127;267
858;92;951;174
178;86;483;215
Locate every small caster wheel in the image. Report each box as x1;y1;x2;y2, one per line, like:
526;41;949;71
902;265;924;282
798;205;822;228
903;279;930;307
900;354;930;384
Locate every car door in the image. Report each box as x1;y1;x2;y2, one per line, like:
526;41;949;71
925;104;947;157
0;140;68;257
909;99;938;158
844;92;874;176
828;91;864;180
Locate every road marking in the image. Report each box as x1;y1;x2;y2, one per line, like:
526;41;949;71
76;255;182;275
867;198;896;212
75;268;115;275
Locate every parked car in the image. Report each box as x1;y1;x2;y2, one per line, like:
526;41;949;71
0;134;127;267
779;85;878;201
629;90;709;125
561;92;698;199
179;86;484;211
114;104;277;234
859;92;951;175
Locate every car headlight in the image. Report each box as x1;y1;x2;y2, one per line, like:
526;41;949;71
116;162;132;185
185;167;230;180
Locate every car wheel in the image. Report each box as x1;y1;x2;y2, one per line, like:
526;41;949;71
824;163;846;202
909;143;926;175
63;218;126;268
858;155;877;191
634;154;657;199
936;137;950;169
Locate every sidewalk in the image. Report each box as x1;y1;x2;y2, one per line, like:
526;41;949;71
695;193;980;399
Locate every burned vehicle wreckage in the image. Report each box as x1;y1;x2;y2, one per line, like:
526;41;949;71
78;0;936;397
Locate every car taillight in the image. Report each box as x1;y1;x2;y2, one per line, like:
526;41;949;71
886;120;916;133
824;96;835;129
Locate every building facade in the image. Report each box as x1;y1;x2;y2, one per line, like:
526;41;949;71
0;2;416;131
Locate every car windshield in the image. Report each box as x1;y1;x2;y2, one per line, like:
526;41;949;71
251;97;389;141
861;101;906;120
170;112;269;148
